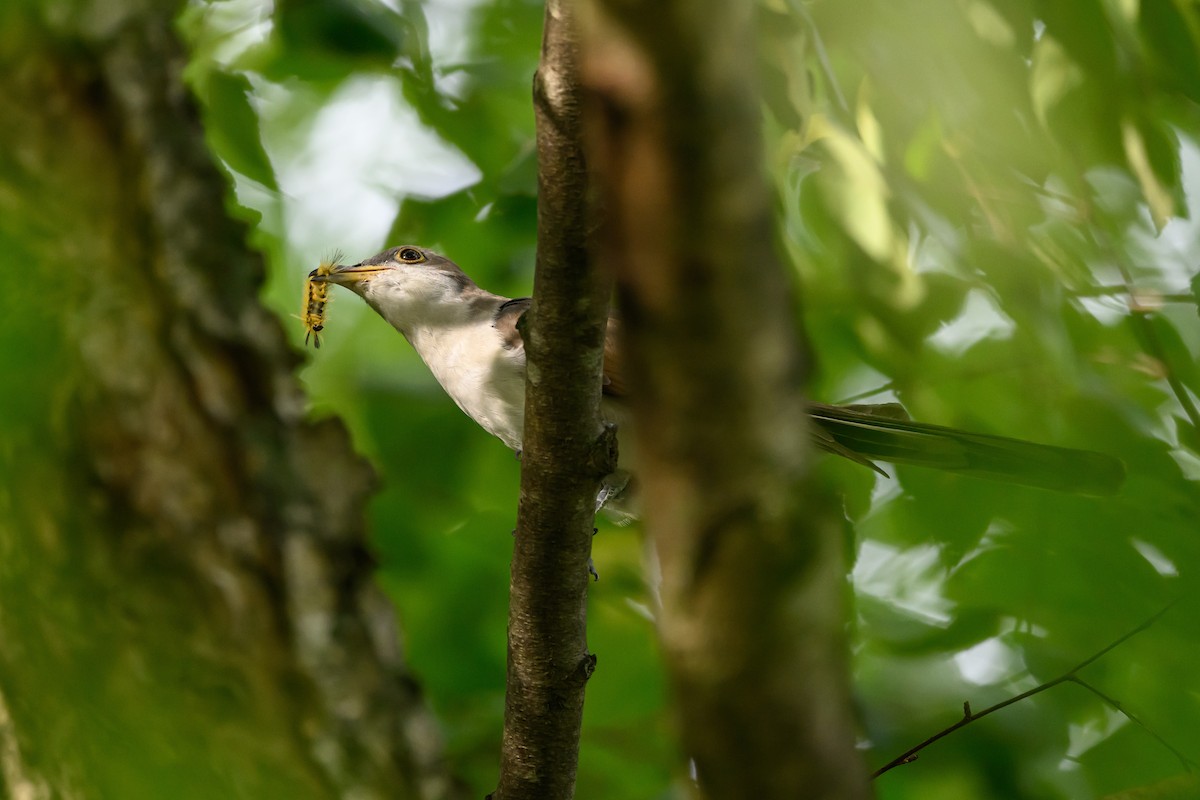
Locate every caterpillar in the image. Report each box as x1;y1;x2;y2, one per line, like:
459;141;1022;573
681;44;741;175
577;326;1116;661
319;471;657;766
302;252;341;349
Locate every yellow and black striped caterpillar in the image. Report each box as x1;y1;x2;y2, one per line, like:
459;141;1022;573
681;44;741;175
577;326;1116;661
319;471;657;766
302;253;340;349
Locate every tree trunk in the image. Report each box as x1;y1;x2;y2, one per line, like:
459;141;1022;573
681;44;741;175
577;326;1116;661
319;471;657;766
580;2;871;798
0;5;453;799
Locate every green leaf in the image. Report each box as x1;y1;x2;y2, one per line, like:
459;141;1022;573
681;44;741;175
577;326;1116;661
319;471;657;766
1139;0;1200;104
196;71;278;191
1037;0;1119;80
262;0;410;82
276;0;403;64
1122;117;1181;231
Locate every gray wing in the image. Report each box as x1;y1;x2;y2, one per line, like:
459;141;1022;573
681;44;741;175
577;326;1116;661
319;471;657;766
492;297;531;352
493;298;627;396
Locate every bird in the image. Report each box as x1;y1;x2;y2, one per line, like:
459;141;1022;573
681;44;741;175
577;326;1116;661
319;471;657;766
309;245;1125;515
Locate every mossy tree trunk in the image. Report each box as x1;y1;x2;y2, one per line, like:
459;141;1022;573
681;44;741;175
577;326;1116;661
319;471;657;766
0;4;452;798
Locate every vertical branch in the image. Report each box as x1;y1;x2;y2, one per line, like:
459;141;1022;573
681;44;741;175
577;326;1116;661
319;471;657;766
580;2;870;799
495;1;614;798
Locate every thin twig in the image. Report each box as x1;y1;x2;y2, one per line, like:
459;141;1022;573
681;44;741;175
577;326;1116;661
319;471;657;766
1068;677;1197;773
872;603;1177;779
1120;296;1200;432
835;383;898;405
1063;602;1175;675
1069;285;1196;304
786;0;848;113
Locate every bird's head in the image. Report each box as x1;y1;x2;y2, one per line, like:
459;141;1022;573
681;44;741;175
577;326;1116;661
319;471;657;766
311;245;477;332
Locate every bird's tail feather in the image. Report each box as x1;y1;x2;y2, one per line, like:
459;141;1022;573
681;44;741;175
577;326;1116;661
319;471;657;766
808;403;1125;496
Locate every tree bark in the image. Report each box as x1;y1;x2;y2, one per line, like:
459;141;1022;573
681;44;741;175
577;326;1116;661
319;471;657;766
494;2;615;798
579;3;870;798
0;5;453;799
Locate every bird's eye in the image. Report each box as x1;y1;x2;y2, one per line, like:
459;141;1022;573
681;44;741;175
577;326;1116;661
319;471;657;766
398;248;424;263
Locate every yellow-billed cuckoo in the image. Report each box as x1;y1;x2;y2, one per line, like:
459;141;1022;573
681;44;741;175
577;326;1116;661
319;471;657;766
310;245;1125;515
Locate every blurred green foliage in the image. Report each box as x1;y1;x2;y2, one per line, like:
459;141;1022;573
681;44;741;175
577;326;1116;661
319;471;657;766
180;0;1200;797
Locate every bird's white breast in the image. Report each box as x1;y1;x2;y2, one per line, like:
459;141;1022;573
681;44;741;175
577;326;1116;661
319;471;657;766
407;323;527;452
